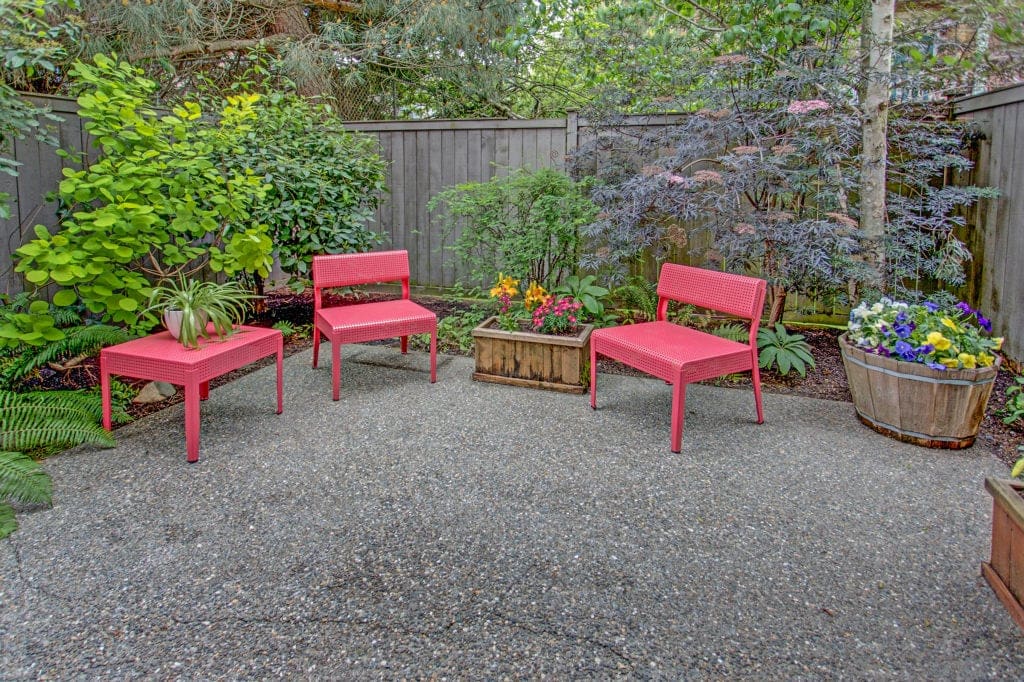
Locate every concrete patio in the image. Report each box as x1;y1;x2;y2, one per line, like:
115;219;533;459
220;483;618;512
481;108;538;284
2;345;1022;678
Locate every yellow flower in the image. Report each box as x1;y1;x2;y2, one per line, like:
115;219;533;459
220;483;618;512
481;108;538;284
523;281;547;311
978;353;995;367
926;331;951;351
994;337;1004;351
489;273;519;299
941;317;960;333
940;358;960;368
957;352;977;369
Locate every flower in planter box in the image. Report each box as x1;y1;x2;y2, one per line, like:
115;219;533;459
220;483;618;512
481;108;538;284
532;295;582;334
847;297;1002;371
489;273;547;331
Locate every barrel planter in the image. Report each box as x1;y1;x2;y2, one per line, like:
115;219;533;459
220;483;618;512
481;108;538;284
837;333;1001;448
471;316;593;394
983;477;1024;631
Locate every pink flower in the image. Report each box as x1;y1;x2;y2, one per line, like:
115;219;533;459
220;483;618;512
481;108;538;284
666;174;688;186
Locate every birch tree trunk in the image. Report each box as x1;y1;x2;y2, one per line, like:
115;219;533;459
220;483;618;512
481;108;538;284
859;0;895;294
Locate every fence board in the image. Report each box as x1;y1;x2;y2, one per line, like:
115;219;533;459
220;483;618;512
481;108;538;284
954;83;1024;361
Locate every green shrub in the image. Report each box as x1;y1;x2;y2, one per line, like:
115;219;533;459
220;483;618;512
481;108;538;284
428;167;598;287
14;54;273;337
224;93;388;285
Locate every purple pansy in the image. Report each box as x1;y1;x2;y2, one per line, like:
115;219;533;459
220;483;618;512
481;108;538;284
894;340;916;361
923;301;940;312
978;314;992;332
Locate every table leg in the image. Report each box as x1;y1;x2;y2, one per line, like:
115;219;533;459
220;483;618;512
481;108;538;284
276;338;283;415
184;380;201;463
100;358;111;432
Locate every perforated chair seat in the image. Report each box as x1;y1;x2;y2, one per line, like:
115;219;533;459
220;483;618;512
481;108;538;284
315;299;436;346
593;321;754;384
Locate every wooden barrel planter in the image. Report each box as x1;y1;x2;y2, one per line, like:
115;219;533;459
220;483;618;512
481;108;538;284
838;333;1001;448
471;316;593;394
983;477;1024;631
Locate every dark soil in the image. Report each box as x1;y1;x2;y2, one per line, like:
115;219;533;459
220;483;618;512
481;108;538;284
41;289;1023;468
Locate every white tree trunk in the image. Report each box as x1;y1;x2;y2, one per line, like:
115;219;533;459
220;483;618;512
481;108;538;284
859;0;895;292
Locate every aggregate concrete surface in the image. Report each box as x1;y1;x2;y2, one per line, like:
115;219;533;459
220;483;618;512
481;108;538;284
2;346;1022;679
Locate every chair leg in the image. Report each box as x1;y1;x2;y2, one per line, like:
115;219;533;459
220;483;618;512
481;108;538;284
401;335;408;354
589;344;598;409
670;381;686;453
429;328;437;383
332;339;341;401
312;327;321;368
751;364;765;424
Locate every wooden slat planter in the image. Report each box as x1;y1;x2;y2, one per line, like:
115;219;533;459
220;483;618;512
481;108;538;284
983;477;1024;631
838;333;1001;448
471;316;593;394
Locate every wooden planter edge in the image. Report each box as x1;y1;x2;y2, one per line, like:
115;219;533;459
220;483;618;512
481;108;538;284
983;478;1024;631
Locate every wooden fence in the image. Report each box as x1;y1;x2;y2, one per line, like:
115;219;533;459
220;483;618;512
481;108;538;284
954;83;1024;362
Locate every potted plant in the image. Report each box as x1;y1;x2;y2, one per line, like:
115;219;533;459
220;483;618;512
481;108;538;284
838;297;1003;448
471;274;594;394
145;276;257;348
983;450;1024;631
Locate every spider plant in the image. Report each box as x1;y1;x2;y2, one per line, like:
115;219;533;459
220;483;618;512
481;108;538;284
145;277;257;348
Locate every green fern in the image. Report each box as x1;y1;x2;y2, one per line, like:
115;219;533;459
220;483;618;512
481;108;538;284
1;324;131;388
0;389;117;539
0;450;52;505
612;276;659;322
757;323;816;378
711;322;749;343
0;390;115;452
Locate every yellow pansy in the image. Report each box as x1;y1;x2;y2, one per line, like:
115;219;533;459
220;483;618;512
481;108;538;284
994;337;1004;351
939;357;960;368
957;353;977;369
941;317;960;333
978;353;995;367
926;331;951;351
523;281;547;311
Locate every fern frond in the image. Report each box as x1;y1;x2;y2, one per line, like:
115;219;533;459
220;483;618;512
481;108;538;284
612;276;659;321
49;306;84;328
0;450;52;505
711;323;749;342
2;324;131;387
0;390;115;452
0;411;115;452
0;503;16;539
0;389;106;422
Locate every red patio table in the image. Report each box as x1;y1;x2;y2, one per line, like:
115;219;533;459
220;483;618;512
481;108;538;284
100;325;284;463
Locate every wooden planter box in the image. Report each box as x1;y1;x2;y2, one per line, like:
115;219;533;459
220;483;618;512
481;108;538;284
471;316;593;394
838;333;1000;449
984;477;1024;631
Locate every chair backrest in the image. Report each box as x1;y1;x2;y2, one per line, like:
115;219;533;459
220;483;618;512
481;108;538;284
312;250;412;310
656;263;767;339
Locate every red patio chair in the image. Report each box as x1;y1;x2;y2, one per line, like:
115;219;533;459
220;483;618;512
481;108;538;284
312;250;437;400
590;263;767;452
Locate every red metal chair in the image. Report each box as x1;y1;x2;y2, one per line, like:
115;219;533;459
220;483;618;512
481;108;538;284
590;263;767;452
312;250;437;400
